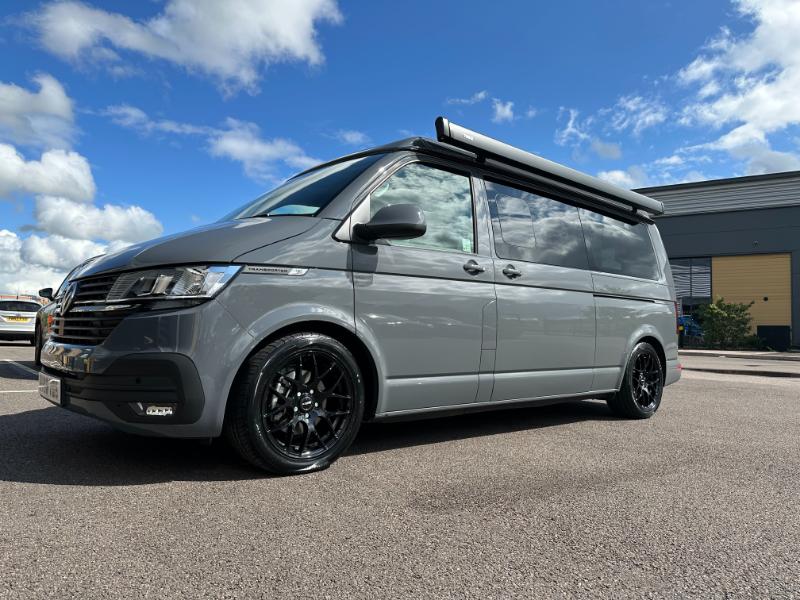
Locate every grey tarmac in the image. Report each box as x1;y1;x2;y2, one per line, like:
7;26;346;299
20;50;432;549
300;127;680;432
1;343;798;599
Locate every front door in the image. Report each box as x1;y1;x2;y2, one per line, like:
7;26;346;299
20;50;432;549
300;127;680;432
352;161;495;415
485;179;596;402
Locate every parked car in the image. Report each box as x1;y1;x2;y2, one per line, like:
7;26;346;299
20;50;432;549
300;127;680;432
678;315;704;338
0;299;41;344
38;117;681;475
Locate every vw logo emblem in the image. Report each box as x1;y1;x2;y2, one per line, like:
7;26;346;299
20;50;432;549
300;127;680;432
59;282;78;315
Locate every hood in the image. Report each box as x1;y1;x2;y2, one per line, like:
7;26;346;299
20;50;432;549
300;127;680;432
78;217;321;279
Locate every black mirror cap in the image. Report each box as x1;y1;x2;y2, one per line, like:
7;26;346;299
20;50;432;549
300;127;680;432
38;287;54;301
353;203;426;241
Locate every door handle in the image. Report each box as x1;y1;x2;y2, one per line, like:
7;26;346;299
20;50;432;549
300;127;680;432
463;259;486;275
502;264;522;279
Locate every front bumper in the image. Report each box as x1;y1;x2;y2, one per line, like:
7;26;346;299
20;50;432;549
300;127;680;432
40;298;253;437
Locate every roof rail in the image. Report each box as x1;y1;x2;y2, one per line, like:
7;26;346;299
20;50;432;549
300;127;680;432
435;116;664;218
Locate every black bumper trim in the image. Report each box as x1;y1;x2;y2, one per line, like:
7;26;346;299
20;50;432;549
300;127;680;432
43;353;205;425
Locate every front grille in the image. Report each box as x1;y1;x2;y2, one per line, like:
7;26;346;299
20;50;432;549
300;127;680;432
73;275;117;303
51;274;136;346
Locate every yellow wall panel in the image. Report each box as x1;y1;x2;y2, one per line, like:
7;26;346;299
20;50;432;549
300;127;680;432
712;253;792;331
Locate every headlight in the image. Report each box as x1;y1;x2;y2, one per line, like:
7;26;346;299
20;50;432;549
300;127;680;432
106;265;241;302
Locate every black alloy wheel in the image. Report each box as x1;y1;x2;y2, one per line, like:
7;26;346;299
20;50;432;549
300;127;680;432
607;341;664;419
261;348;355;460
630;349;662;411
225;333;365;474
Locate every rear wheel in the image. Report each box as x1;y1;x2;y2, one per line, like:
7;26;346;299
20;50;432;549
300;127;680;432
607;342;664;419
224;333;365;475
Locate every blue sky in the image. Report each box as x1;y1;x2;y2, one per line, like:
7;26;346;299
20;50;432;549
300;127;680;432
1;0;799;293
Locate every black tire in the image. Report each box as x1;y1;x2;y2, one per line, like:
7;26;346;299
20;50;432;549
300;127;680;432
224;333;365;475
33;325;41;364
607;342;664;419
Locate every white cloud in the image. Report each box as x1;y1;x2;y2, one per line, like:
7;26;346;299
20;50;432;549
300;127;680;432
103;104;211;136
208;118;319;181
446;90;488;105
105;105;317;182
0;73;74;148
0;229;73;294
491;99;515;123
0;144;95;202
607;95;668;136
590;139;622;160
20;233;106;270
653;154;684;166
677;0;800;173
31;0;343;94
0;75;164;295
597;167;649;189
555;108;591;146
335;129;370;146
524;106;538;119
33;195;163;243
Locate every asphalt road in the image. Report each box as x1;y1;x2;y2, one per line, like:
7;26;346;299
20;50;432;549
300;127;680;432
1;342;798;599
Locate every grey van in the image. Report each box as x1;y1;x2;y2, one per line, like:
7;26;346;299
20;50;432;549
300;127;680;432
38;118;680;475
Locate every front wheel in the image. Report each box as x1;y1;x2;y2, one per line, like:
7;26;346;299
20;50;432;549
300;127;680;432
224;333;365;475
607;342;664;419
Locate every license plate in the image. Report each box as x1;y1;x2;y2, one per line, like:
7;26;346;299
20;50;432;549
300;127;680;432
38;372;62;406
7;316;29;322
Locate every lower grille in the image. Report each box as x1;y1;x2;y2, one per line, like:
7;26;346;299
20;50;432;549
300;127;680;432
51;308;137;345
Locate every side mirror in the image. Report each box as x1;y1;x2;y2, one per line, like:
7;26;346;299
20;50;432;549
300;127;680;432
353;203;426;242
39;287;54;301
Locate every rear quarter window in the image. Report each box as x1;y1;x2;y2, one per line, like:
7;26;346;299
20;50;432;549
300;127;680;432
578;209;660;280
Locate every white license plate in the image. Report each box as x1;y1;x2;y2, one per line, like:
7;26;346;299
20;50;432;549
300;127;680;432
38;372;62;406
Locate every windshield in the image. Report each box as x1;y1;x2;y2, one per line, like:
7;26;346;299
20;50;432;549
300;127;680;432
222;154;384;221
0;301;40;313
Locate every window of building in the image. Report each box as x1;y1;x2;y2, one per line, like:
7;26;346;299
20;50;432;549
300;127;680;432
578;209;660;280
370;162;475;253
670;257;712;315
486;180;589;269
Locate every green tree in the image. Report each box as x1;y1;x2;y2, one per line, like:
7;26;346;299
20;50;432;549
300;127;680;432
697;297;755;349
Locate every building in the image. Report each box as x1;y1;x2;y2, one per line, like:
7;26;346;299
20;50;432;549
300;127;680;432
637;170;800;350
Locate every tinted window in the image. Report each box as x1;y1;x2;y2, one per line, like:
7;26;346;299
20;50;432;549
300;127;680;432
223;154;383;220
370;163;474;253
0;301;40;312
487;180;589;269
578;209;659;279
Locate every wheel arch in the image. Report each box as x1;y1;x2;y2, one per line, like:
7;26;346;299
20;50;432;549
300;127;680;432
225;320;382;424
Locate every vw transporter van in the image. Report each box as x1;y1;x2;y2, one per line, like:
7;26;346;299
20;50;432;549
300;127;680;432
38;118;681;474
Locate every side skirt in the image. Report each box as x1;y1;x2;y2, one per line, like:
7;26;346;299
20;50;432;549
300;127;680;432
372;389;617;423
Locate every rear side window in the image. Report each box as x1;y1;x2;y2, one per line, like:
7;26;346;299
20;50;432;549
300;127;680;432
486;180;589;269
578;209;660;280
370;162;475;253
0;301;40;312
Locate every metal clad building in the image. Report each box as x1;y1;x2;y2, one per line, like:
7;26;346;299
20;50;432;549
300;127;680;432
637;170;800;349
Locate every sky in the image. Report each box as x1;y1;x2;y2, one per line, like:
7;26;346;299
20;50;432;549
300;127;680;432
1;0;799;294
